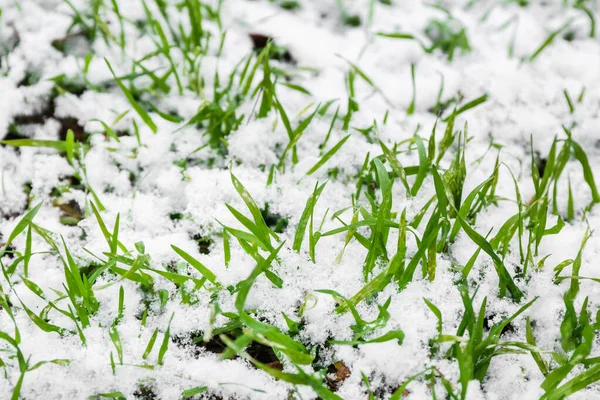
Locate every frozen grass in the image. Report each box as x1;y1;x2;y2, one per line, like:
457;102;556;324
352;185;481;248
1;0;600;399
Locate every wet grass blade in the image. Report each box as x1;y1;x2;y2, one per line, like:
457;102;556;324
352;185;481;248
445;94;487;121
541;363;600;400
230;171;276;247
235;242;285;312
0;139;69;151
528;20;572;62
526;317;548;376
105;59;157;133
1;202;43;258
171;245;217;283
306;135;350;176
157;313;174;365
570;137;600;203
280;82;312;96
454;212;523;302
182;387;208;398
380;141;411;194
363;158;393;278
411;135;429;196
407;63;416;115
437;111;456;163
568;177;575;222
142;328;158;360
377;32;417;40
109;325;123;365
449;176;493;242
564;89;575;114
293;182;326;252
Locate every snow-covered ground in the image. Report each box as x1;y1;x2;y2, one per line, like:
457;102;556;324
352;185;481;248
1;0;600;399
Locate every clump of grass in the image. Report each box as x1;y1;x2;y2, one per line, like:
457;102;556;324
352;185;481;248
443;285;538;398
424;18;471;61
1;129;106;211
377;14;472;63
317;291;404;345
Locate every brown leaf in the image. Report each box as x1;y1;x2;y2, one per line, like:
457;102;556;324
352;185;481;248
326;361;351;390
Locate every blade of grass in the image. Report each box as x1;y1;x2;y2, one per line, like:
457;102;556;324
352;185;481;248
293;182;327;252
171;245;217;283
528;20;572;62
105;59;157;133
306;135;350;176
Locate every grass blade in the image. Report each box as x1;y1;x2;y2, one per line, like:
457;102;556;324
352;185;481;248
157;313;174;365
1;202;43;257
105;58;157;133
454;212;523;302
171;245;217;283
306;135;350;176
293;182;327;252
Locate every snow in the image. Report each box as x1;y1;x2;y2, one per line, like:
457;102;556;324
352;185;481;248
1;0;600;399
